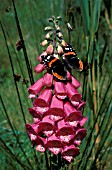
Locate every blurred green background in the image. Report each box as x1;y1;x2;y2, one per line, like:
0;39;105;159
0;0;112;170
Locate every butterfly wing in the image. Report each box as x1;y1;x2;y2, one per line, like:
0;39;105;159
52;62;67;80
63;44;90;72
41;54;67;80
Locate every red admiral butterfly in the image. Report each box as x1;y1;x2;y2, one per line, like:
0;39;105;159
41;54;67;80
41;44;89;81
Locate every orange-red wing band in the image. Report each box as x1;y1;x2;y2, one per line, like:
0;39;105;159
48;58;58;68
79;60;83;71
53;72;65;80
64;52;77;56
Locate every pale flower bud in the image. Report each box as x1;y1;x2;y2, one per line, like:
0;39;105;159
46;44;53;54
45;33;51;39
67;23;73;31
57;32;63;38
61;40;67;47
45;32;53;39
57;45;63;54
40;40;48;46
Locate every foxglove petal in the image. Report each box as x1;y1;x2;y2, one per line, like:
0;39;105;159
26;123;39;136
43;73;53;87
71;76;80;88
38;116;55;137
28;78;44;95
33;88;52;107
44;95;66;121
46;134;63;155
62;145;79;162
66;82;82;101
34;64;45;73
54;81;67;99
46;44;53;54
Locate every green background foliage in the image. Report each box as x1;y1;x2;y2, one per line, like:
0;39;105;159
0;0;112;169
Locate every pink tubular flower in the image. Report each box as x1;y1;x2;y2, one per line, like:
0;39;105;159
56;120;76;143
44;95;66;122
26;22;88;163
66;82;82;101
61;145;79;162
43;73;53;87
64;102;83;126
33;88;52;108
46;134;63;155
67;71;71;80
71;76;81;88
28;78;44;95
73;128;87;146
26;54;88;163
54;81;67;99
28;108;42;120
38;116;55;137
35;136;46;152
32;88;52;114
26;123;39;136
34;64;46;73
77;100;86;111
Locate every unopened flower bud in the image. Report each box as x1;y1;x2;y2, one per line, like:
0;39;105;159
57;45;63;54
48;18;53;22
57;32;63;38
44;26;53;31
51;15;55;20
40;40;48;46
57;16;62;20
45;33;50;39
46;44;53;54
67;23;73;31
45;32;52;39
55;25;60;30
61;40;67;47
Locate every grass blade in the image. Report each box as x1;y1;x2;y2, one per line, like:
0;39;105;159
11;0;34;85
78;0;90;36
0;20;26;124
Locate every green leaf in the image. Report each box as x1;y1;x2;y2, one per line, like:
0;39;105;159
92;0;102;33
78;0;90;36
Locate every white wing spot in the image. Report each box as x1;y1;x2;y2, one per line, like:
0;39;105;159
47;55;51;60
